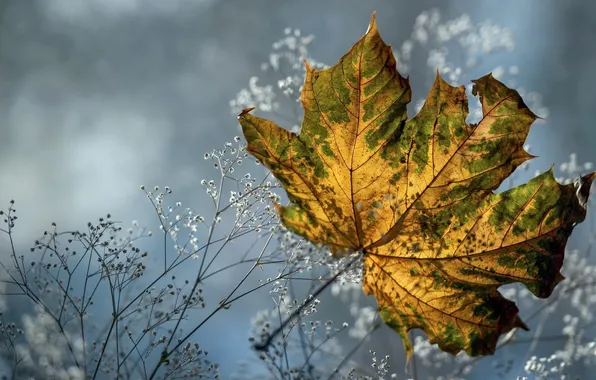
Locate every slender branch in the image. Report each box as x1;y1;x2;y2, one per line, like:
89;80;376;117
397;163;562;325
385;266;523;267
254;252;361;351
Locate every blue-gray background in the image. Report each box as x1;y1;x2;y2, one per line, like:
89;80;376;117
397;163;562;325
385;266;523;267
1;0;595;378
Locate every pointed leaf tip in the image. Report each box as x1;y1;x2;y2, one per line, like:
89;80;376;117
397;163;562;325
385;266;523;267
514;316;530;331
237;107;255;119
303;59;312;71
577;171;596;209
366;12;377;34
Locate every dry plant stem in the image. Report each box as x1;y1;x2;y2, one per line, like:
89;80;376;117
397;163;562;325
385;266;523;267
81;227;171;377
91;243;122;379
328;321;381;379
291;280;315;377
277;281;291;372
147;232;277;379
520;298;552;370
94;168;275;378
153;144;244;355
1;207;31;299
254;251;361;351
2;210;83;371
297;323;348;375
161;169;225;353
409;330;418;380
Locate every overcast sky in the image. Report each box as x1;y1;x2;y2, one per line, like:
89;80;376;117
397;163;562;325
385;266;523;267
1;0;595;378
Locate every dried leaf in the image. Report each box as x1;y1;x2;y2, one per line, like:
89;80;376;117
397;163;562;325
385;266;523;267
238;13;595;358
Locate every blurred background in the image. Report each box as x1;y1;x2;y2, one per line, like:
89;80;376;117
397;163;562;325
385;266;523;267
1;0;595;378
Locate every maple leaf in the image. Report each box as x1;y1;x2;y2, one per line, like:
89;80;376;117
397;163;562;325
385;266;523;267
238;13;595;358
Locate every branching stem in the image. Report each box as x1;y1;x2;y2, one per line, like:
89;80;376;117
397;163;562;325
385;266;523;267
254;251;362;351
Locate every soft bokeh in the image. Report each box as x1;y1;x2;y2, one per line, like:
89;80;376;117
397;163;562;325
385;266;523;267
1;1;595;379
